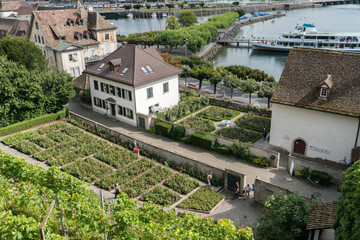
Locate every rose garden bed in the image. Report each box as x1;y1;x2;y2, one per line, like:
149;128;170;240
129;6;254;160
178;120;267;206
93;145;138;169
236;112;271;132
177;186;224;212
140;185;180;206
164;173;199;195
179;116;215;132
214;127;262;143
62;157;113;183
197;106;240;121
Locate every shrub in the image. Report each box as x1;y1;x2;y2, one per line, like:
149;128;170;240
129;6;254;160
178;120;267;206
251;157;269;168
179;116;215;132
231;141;249;159
190;132;216;149
170;125;185;140
215;145;230;154
0;109;65;137
310;170;331;186
155;122;173;136
188;89;198;97
216;127;261;143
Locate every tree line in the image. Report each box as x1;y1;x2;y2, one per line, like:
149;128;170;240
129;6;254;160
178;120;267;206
0;36;75;128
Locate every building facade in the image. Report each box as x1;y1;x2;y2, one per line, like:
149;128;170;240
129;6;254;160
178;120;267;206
28;3;117;77
84;44;182;128
270;48;360;164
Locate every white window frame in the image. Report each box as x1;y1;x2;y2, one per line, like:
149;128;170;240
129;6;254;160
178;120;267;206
163;82;169;93
320;88;327;98
147;87;153;99
105;32;110;41
74;67;80;77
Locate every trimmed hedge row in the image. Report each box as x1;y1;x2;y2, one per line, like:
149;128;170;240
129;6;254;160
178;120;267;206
190;132;216;150
0;109;66;137
155;122;173;136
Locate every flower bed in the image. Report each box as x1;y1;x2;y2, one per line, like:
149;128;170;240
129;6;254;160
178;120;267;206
46;130;72;143
1;131;39;146
177;186;224;212
236;112;271;132
30;136;58;149
140;186;180;206
93;145;138;169
179;116;215;132
36;121;67;135
60;125;84;137
95;159;154;190
123;165;172;198
13;140;41;155
215;127;262;143
62;157;113;183
197;106;239;121
164;173;199;195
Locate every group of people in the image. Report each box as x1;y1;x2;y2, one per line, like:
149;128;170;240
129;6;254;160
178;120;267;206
234;175;260;199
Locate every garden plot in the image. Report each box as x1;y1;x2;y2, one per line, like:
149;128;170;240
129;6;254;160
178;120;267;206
164;173;199;195
215;127;262;143
236;112;271;132
140;185;180;206
197;106;240;121
177;186;224;212
62;157;113;183
179;116;215;132
93;145;138;169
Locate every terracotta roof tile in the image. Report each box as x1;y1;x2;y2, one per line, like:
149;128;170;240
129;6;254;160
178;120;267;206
32;5;116;50
272;48;360;117
0;18;29;39
84;44;182;87
306;202;337;230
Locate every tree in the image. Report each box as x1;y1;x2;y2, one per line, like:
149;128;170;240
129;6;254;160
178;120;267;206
199;2;205;8
257;81;277;108
156;4;163;9
0;35;47;72
233;2;240;6
236;9;246;17
123;4;132;10
186;34;205;54
166;15;181;30
189;65;212;90
181;67;190;87
223;73;241;98
178;3;185;9
256;192;312;240
333;160;360;240
208;69;222;94
146;4;151;9
179;10;198;27
241;79;260;104
133;4;142;10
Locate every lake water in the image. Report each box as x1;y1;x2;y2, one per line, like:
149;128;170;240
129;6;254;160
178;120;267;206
106;4;360;80
212;4;360;80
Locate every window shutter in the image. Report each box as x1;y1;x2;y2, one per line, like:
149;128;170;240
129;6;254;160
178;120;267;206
128;91;132;101
122;89;125;99
93;97;96;105
117;87;121;97
119;106;123;115
102;100;105;109
130;109;133;119
101;83;104;92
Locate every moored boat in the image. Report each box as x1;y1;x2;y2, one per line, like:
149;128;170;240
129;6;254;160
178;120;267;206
251;23;360;52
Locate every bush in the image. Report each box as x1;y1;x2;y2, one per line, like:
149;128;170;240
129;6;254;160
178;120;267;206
0;109;65;137
155;122;173;136
231;141;249;159
190;132;216;149
170;125;185;140
215;145;230;154
251;157;269;168
310;170;331;186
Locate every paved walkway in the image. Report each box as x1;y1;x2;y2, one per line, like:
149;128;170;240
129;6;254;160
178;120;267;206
69;101;340;203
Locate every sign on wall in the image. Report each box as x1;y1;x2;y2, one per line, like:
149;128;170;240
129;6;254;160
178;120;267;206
309;145;331;154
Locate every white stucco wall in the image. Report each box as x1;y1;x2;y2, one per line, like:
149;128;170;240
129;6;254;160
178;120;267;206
134;75;179;115
60;50;85;77
270;103;359;162
88;75;136;126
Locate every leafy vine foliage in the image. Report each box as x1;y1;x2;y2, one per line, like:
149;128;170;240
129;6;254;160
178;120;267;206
0;151;252;239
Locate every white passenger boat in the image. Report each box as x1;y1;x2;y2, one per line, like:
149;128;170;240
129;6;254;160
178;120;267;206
251;23;360;52
127;13;133;19
151;12;157;18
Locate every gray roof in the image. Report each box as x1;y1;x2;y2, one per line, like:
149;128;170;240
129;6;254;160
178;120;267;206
84;44;182;87
272;48;360;117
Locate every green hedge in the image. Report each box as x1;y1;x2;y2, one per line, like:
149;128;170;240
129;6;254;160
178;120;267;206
0;109;65;137
190;132;216;150
155;122;173;137
170;126;185;140
310;170;331;186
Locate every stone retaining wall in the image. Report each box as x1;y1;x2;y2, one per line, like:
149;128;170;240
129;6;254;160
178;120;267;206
288;154;346;185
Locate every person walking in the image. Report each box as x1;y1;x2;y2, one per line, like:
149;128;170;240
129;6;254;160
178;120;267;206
262;128;268;140
207;172;212;186
132;140;137;150
244;184;251;199
115;183;121;199
233;182;240;199
132;140;140;157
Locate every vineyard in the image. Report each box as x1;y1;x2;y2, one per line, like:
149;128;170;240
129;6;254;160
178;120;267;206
0;150;253;239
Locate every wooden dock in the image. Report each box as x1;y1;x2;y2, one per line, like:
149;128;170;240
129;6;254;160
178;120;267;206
216;38;273;48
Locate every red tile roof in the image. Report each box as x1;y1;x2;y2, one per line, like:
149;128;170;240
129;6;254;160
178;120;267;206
272;48;360;117
0;18;29;39
84;44;182;87
32;5;116;49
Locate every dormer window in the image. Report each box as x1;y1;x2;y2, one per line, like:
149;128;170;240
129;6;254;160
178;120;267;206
318;75;333;99
109;58;122;72
74;32;82;40
320;87;328;98
83;30;91;40
77;35;82;40
77;18;84;26
67;18;74;27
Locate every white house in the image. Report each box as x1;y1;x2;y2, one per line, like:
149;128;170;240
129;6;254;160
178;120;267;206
270;48;360;164
28;3;117;77
84;44;182;128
